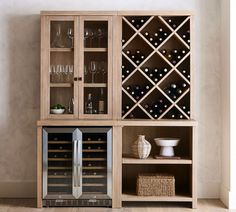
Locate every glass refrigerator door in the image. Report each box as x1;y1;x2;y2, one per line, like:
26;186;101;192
79;127;112;199
43;127;82;199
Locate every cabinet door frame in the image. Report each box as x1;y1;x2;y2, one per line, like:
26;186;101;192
42;127;82;199
78;16;113;119
41;16;79;119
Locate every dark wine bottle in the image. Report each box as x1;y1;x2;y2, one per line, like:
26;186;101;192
182;83;187;88
176;88;183;95
144;104;149;109
161;49;167;55
163;68;168;73
144;67;149;73
145;85;150;90
126;50;131;55
126;85;131;91
170;83;177;89
144;31;149;37
122;38;126;44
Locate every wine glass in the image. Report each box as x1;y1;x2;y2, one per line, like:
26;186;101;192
97;28;104;47
84;64;88;82
68;65;74;83
89;61;97;83
99;61;107;83
84;28;89;47
66;27;74;48
88;29;94;47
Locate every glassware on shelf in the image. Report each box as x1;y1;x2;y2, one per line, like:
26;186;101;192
68;65;74;83
84;28;90;47
97;28;104;47
85;93;93;114
66;27;74;48
88;29;95;47
51;24;64;48
99;61;107;83
84;64;88;82
68;98;74;114
89;61;97;83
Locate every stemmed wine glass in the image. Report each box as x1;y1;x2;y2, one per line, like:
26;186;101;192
84;28;89;47
97;28;104;47
99;61;107;82
89;61;97;83
88;29;95;47
66;28;74;48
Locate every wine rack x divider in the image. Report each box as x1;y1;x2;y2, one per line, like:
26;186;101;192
121;15;191;120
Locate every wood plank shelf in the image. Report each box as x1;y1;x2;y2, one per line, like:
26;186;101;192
84;83;107;88
83;166;106;170
83;183;106;187
83;175;106;178
84;48;107;52
122;157;192;164
83;158;106;161
83;149;106;152
122;192;192;202
48;141;71;144
48;150;72;152
48;175;71;178
50;48;73;52
48;183;72;187
50;83;73;88
48;158;72;161
83;141;106;144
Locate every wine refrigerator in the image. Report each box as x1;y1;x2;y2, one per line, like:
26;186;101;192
42;127;112;207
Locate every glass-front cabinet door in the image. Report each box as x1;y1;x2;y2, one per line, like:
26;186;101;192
79;16;113;119
47;16;78;119
42;16;112;119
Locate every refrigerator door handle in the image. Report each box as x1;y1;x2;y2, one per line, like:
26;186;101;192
73;140;78;187
77;139;82;187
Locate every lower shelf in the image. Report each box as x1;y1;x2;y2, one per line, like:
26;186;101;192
122;192;192;202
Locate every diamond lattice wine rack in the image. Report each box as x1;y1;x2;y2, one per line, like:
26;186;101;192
121;15;191;120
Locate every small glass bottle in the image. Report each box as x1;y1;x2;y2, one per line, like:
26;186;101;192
85;93;93;114
98;88;105;114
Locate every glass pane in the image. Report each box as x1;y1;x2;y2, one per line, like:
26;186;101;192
50;87;74;115
47;132;73;195
84;52;107;83
84;21;108;48
82;132;108;194
84;87;107;115
49;20;74;115
50;21;74;48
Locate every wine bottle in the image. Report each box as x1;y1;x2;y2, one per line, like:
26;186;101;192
122;38;126;44
125;104;130;110
176;88;183;95
170;83;177;89
145;85;150;90
154;32;158;37
144;67;149;73
182;83;187;88
154;113;158;119
163;68;168;73
85;93;93;114
126;50;131;55
144;31;149;38
98;88;105;114
170;113;176;119
178;114;184;119
161;49;167;55
144;104;149;109
126;85;131;91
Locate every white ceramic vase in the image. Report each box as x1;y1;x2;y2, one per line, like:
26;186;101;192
132;135;151;159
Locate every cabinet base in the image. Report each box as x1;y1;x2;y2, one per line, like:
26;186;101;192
43;199;112;207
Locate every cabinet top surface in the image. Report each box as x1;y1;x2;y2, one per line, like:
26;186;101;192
37;119;197;127
40;11;194;16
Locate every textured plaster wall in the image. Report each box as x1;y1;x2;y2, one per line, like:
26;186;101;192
0;0;222;198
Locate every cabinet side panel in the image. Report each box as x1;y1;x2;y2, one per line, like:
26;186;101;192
112;126;122;208
37;126;43;208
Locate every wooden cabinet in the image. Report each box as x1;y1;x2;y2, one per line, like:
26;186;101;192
40;15;113;119
38;11;197;209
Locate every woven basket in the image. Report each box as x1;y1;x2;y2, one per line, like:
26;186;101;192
136;173;175;196
132;135;151;159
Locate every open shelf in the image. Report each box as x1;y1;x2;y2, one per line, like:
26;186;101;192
122;192;192;202
50;48;73;52
122;157;192;164
84;48;107;52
